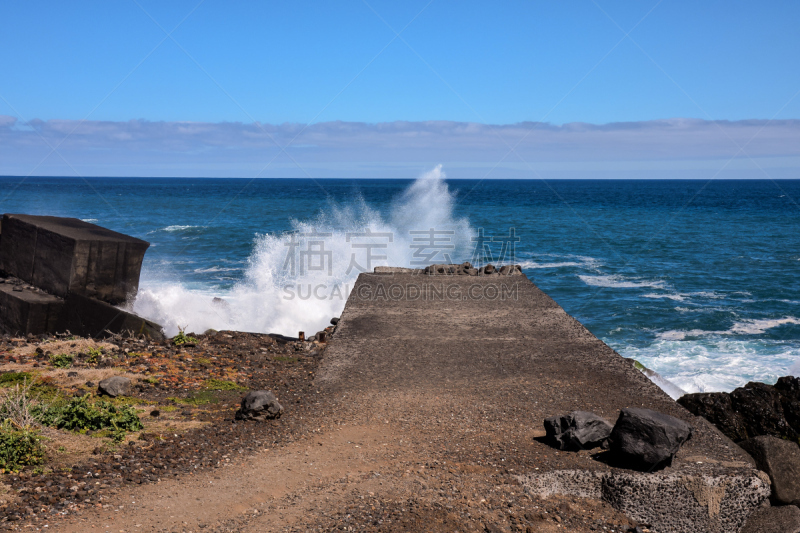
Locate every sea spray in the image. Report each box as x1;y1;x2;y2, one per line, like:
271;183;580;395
131;165;474;336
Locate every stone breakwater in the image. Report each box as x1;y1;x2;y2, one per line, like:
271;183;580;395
316;268;770;533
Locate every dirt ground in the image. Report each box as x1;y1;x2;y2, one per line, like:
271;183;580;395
0;328;641;533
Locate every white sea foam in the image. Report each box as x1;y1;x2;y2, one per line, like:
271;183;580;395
192;266;241;274
578;275;667;289
642;293;687;301
622;337;800;393
658;316;800;340
518;261;581;269
729;317;800;335
148;225;204;233
132;165;474;336
81;218;98;223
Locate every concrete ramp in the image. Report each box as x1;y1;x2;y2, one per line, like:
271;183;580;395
318;271;769;533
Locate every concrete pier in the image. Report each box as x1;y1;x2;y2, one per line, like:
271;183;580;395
318;270;769;532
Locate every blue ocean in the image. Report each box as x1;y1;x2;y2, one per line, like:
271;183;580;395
2;168;799;395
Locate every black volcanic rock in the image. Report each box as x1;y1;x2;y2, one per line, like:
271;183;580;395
544;411;613;451
609;407;693;470
739;435;800;505
677;392;749;442
679;377;800;443
235;390;283;421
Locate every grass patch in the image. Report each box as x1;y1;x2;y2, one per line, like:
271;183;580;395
202;379;245;391
142;377;159;385
127;352;144;358
197;357;212;365
0;372;32;387
50;353;74;369
273;356;298;363
168;391;219;406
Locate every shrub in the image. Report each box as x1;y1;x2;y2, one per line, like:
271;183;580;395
36;396;143;442
0;381;42;429
172;328;198;346
0;372;32;387
0;421;45;472
50;353;74;368
86;347;102;365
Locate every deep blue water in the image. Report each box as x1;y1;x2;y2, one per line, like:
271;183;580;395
2;174;800;394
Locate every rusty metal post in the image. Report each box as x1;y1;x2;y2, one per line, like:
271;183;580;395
298;331;305;341
318;331;326;343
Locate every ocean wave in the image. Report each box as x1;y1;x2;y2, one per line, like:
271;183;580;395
657;316;800;340
518;261;581;269
148;225;205;234
578;274;667;289
133;165;475;336
193;266;241;274
81;218;98;223
729;317;800;335
642;293;687;301
620;337;799;393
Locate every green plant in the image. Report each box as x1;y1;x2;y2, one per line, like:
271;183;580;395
36;395;143;436
127;352;144;358
50;353;74;369
57;446;66;453
202;379;245;391
172;328;198;346
0;421;45;472
86;347;102;365
0;372;32;387
142;377;159;385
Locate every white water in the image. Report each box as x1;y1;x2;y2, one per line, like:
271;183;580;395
130;165;474;336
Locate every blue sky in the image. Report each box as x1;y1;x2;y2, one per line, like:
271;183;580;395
1;1;799;177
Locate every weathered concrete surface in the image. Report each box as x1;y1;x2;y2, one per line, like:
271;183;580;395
318;272;769;533
58;293;164;339
0;214;149;304
0;282;64;334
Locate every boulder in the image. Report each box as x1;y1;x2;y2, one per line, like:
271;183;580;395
739;435;800;505
731;382;797;441
544;411;613;451
740;505;800;533
776;376;800;430
235;390;283;421
609;408;693;470
498;264;523;276
679;378;800;443
677;392;749;442
98;376;132;397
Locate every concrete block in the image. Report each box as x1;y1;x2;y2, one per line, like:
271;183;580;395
57;293;164;339
0;214;149;304
0;283;64;335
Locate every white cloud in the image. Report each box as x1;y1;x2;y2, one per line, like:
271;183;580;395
1;116;799;178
